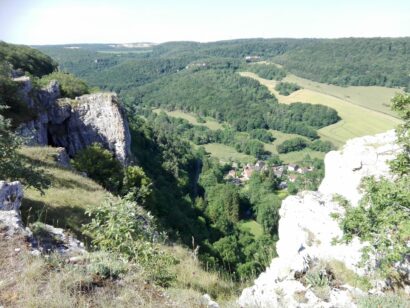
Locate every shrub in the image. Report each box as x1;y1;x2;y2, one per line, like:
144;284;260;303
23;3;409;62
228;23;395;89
83;197;176;286
38;72;90;98
277;137;309;153
275;82;301;96
72;143;123;192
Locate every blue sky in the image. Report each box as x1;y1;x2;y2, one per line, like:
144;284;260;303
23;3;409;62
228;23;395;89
1;0;409;45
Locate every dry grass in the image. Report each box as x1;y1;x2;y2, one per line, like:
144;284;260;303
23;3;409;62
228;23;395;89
166;245;242;303
19;146;109;238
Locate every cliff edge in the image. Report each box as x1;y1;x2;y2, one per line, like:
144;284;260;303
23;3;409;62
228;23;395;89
15;76;131;165
239;130;404;308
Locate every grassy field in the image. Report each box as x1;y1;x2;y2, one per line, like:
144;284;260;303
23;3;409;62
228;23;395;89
263;130;324;163
19;146;109;238
239;220;264;238
157;107;325;163
154;109;224;130
240;72;401;147
202;143;254;163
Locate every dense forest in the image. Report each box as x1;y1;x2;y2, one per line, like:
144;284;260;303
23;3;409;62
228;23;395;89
129;69;339;138
37;37;410;90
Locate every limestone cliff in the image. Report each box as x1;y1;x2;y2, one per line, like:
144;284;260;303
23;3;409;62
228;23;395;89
15;77;131;164
239;130;403;308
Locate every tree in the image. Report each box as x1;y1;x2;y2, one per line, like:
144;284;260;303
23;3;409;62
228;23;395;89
0;106;49;191
340;93;410;284
72;143;123;192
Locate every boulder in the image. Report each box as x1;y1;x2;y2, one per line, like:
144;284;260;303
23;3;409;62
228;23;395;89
0;181;24;211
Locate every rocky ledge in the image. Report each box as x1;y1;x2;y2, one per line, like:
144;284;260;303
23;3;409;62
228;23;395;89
239;130;406;308
15;77;131;165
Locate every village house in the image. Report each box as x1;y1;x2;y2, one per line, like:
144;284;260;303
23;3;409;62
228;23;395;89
272;165;285;178
227;169;237;178
242;164;255;180
245;55;261;62
254;160;266;172
287;164;299;172
297;167;310;174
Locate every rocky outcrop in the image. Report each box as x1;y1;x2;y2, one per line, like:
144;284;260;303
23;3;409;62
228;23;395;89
15;77;131;164
239;131;402;308
49;93;131;165
0;181;24;211
0;181;85;256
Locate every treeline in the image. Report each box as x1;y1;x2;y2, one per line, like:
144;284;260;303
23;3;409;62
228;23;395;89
244;64;286;80
131;69;339;138
274;38;410;89
277;137;335;153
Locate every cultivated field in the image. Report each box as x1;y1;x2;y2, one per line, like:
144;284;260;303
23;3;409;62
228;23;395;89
202;143;254;163
240;72;401;147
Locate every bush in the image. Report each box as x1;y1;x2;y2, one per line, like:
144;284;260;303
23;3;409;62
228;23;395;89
277;137;309;153
72;143;123;192
275;82;301;96
83;197;176;286
38;72;90;98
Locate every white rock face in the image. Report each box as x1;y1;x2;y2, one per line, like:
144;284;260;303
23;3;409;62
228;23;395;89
239;131;400;308
15;77;132;165
50;93;132;165
319;130;399;206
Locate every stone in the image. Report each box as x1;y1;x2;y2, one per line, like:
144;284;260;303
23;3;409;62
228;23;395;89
0;181;24;211
319;130;399;206
50;93;132;165
238;131;402;308
15;77;132;165
54;147;71;168
202;294;219;308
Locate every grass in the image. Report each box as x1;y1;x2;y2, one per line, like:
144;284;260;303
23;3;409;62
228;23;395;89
239;220;264;238
202;143;254;164
19;146;109;238
240;71;401;147
154;108;224;130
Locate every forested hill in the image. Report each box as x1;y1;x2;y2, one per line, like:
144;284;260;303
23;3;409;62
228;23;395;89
37;37;410;90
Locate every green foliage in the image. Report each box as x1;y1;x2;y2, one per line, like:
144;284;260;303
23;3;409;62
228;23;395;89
206;184;240;232
358;293;410;308
72;143;123;192
309;140;335;152
277;137;309;153
0;41;57;77
340;93;410;284
0;107;50;191
83;197;176;286
277;138;334;154
0;75;37;127
275;82;301;96
249;129;275;143
274;38;410;88
244;64;286;80
132;69;339;138
38;72;90;98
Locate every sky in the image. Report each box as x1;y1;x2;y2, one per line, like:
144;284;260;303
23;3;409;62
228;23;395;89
0;0;409;45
